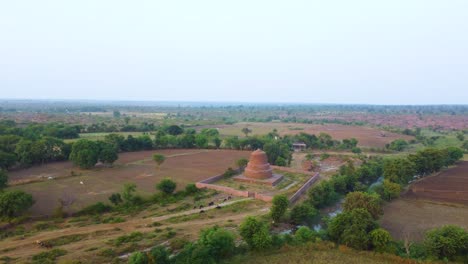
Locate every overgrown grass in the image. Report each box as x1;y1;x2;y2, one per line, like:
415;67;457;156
46;234;87;246
227;243;426;264
31;249;67;264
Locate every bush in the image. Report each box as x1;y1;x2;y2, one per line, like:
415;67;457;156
270;195;289;222
308;180;339;208
148;246;170;264
379;180;401;201
0;190;34;222
199;226;236;260
157;178;177;195
370;228;392;253
77;202;112;215
32;249;67;264
294;226;316;243
128;251;148;264
239;217;272;250
290;203;318;225
424;225;468;260
185;183;199;195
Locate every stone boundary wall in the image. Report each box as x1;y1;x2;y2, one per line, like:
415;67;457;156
289;173;320;204
199;169;241;184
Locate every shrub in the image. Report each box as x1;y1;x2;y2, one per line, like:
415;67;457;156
148;246;170;264
108;193;123;205
32;249;67;264
380;180;401;201
370;228;392;253
114;232;144;246
239;217;272;250
157;178;177;195
199;226;236;260
185;183;199;195
270;195;289;222
290;203;318;225
128;252;148;264
77;202;112;216
308;180;338;208
0;190;34;222
294;226;316;244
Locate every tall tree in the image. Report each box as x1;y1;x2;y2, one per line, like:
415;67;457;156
69;139;100;169
0;190;34;222
270;195;289;222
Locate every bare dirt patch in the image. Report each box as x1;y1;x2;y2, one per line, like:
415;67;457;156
8;149;250;216
405;161;468;205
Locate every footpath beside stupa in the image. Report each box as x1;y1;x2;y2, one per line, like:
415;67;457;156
234;149;283;186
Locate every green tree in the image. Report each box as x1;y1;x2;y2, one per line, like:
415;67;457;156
443;147;463;166
165;125;183;136
69;139;100;169
199;226;236;260
0;151;17;170
122;183;137;204
239;217;272;250
328;208;378;250
456;132;465;141
241;127;252;137
379;179;401;201
152;154;166;170
185;183;199;195
370;228;392;253
462;140;468;153
98;142;118;165
308;180;338;208
128;251;148;264
157;178;176;195
108;193;123;206
343;192;383;220
0;170;7;190
113;110;121;118
0;190;34;222
290;203;318;225
270;195;289;222
213;137;222;149
236;158;249;170
104;133;125;151
387;139;408;151
383;157;416;184
195;134;209;148
424;225;468;260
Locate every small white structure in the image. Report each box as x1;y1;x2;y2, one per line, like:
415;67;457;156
292;142;307;152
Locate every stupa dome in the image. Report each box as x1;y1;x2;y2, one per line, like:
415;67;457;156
244;149;273;179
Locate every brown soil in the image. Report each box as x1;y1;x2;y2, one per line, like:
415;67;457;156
404;161;468;205
8;149;250;216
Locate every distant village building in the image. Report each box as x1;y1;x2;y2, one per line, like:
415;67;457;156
292;142;307;152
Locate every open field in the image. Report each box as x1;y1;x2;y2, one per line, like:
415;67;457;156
8;149;250;216
381;161;468;241
381;199;468;241
405;161;468;205
206;122;413;148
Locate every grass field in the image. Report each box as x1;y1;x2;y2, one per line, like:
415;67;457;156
8;149;250;216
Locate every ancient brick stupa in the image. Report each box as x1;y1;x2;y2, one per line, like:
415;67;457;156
234;149;283;186
244;149;273;179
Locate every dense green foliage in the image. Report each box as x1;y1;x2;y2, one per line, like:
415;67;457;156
270;195;289;222
0;190;34;221
239;217;272;250
342;192;382;220
0;170;8;190
157;179;177;195
424;225;468;260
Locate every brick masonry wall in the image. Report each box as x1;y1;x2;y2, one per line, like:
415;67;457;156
289;173;320;204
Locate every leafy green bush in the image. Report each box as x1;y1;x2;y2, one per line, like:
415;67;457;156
270;195;289;222
77;202;112;216
239;217;272;250
290;203;318;225
424;225;468;260
156;178;177;195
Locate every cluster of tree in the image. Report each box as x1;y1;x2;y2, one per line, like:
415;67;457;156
0;135;71;169
0;120;80;139
385;139;408;151
384;147;464;184
69;139;118;169
286;132;361;152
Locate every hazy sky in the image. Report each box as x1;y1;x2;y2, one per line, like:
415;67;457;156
1;0;467;104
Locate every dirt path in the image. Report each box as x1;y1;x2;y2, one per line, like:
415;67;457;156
0;198;267;260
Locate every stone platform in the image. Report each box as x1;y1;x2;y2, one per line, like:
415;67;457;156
233;173;284;186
